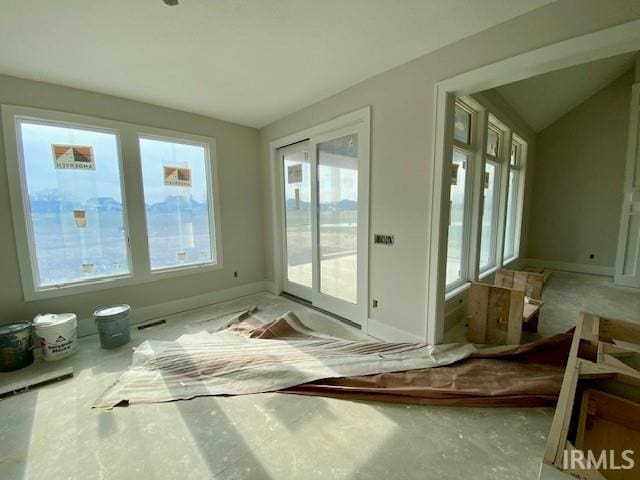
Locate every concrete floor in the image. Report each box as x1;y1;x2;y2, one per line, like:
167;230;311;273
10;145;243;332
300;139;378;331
1;271;638;479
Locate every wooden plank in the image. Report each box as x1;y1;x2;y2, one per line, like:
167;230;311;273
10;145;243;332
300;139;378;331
601;354;640;378
590;316;600;349
523;301;542;321
599;317;640;346
467;282;525;345
506;288;525;345
578;390;640;480
0;367;74;398
575;390;593;449
544;312;592;465
486;286;511;345
494;268;515;289
467;283;489;344
545;312;640;476
495;268;544;299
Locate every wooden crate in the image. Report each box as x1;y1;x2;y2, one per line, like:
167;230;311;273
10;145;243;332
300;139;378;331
467;282;524;345
541;312;640;479
495;268;544;300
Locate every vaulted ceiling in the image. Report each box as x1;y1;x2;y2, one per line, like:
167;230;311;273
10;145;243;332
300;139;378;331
0;0;553;127
493;52;636;132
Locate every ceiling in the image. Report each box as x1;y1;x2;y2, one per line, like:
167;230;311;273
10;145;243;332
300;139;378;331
493;52;637;132
0;0;553;128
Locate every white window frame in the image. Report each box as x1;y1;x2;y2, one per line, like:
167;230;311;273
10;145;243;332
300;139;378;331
2;104;223;301
502;134;527;265
137;131;221;274
444;98;528;294
478;119;505;276
445;99;476;291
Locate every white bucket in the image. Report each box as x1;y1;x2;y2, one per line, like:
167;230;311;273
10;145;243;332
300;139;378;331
33;313;78;361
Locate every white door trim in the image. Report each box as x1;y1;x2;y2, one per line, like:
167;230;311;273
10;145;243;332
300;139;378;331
269;106;371;329
427;19;640;344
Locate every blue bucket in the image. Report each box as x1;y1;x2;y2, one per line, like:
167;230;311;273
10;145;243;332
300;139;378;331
0;322;34;372
94;305;131;349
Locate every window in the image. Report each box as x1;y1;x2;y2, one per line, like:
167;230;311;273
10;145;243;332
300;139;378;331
503;138;524;262
16;119;130;288
486;127;500;156
478;120;503;273
479;160;500;271
454;105;472;144
139;136;217;271
3;105;221;300
444;97;527;294
446;150;470;286
446;99;475;289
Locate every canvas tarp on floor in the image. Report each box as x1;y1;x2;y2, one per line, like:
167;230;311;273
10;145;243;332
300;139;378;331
94;309;570;409
93;310;475;408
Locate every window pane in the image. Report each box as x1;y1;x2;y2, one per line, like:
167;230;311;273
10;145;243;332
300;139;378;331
504;170;519;260
139;137;215;270
454;105;471;144
479;161;498;270
446;150;468;286
510;142;518;166
318;134;358;304
486;128;500;156
283;149;312;288
18;121;129;287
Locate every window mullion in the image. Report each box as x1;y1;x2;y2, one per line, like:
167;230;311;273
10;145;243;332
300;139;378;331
495;129;512;267
468;110;488;281
120;128;151;278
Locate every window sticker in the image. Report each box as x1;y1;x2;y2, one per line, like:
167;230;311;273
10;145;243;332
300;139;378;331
288;163;303;184
52;145;95;170
451;163;459;185
163;166;192;187
73;209;87;228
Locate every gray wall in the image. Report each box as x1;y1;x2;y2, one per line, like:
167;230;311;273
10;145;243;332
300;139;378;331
0;74;264;331
526;70;634;271
260;0;640;339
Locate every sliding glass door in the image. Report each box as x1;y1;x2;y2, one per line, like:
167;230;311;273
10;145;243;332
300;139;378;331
279;123;368;325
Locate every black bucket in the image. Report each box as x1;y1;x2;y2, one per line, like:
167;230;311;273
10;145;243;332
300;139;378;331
0;322;34;372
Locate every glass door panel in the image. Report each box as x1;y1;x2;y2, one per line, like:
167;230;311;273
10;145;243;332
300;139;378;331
282;145;313;294
317;134;358;304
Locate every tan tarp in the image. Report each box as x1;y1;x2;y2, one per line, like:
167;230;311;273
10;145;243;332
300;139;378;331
234;311;572;407
94;310;570;408
93;310;475;408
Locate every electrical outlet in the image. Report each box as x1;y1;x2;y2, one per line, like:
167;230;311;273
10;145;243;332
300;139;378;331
372;299;379;308
234;271;238;278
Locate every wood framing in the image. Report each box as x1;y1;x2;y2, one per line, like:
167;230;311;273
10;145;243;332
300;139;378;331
495;268;544;299
467;282;524;345
541;312;640;479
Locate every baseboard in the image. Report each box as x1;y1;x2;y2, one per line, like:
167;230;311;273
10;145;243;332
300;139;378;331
367;318;424;343
520;258;614;277
77;281;269;337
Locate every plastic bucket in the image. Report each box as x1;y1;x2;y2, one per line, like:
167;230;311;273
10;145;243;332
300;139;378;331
33;313;78;361
0;322;34;372
94;305;131;349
